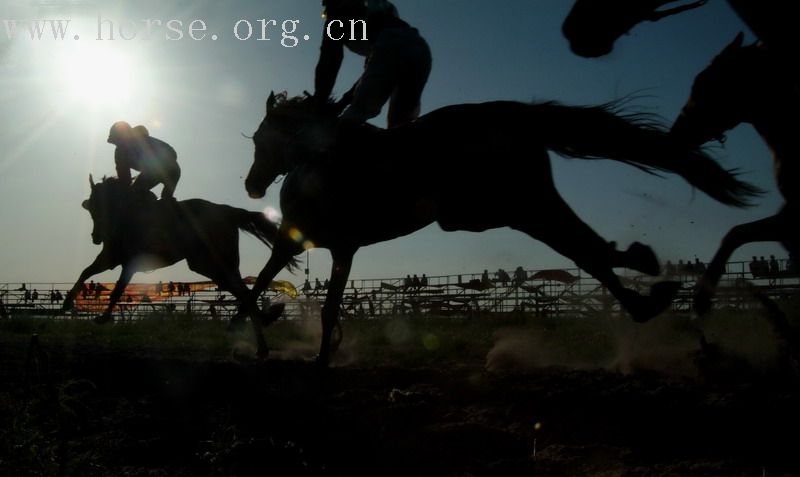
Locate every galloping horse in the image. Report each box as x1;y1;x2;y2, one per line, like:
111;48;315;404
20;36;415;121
563;0;792;58
671;33;799;313
244;92;759;365
62;176;290;356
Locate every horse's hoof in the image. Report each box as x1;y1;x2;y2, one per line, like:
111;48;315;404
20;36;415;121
693;291;713;316
227;316;247;331
693;280;714;316
627;242;661;276
94;314;113;324
651;280;681;301
627;281;680;323
261;303;285;327
313;354;331;368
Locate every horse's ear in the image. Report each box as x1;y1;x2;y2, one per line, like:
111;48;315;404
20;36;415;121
723;32;745;54
89;174;95;188
267;91;276;113
650;0;707;21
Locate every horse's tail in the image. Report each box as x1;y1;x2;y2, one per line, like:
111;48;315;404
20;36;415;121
533;101;763;207
236;210;300;271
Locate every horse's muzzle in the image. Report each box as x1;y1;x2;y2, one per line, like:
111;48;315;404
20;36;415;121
245;179;266;199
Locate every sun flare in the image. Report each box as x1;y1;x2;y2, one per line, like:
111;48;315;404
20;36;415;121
57;44;138;108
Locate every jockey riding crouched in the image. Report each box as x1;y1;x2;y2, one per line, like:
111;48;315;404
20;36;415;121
314;0;432;135
108;121;180;200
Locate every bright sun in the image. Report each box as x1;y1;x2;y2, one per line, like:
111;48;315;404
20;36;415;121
58;44;137;107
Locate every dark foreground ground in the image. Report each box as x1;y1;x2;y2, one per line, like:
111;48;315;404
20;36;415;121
2;311;799;476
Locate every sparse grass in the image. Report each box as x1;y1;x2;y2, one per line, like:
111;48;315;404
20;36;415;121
1;301;799;476
1;298;798;369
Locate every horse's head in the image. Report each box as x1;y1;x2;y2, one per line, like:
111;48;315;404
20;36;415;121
672;32;763;146
563;0;707;58
245;91;339;199
82;175;123;245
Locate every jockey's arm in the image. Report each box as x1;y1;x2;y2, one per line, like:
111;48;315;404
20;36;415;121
114;148;133;186
314;28;344;102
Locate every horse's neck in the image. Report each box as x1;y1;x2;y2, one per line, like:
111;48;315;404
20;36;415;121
753;118;795;164
738;66;799;161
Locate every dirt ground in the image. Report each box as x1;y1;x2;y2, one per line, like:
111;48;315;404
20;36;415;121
2;329;799;477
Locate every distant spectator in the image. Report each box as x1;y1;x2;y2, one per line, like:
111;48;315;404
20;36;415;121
303;279;312;294
156;281;163;295
412;274;421;289
481;269;491;286
24;290;31;303
315;278;323;290
693;258;706;274
94;283;107;299
421;274;428;287
759;256;769;276
683;259;695;275
404;275;413;290
769;255;780;276
664;260;676;277
513;266;527;286
496;268;510;286
168;281;175;296
749;256;760;278
788;253;797;274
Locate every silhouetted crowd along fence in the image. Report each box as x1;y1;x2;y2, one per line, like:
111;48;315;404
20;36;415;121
2;258;798;321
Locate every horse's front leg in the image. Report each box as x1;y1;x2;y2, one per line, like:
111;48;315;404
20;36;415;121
696;213;785;315
317;248;356;367
61;251;115;313
244;241;300;358
95;265;135;324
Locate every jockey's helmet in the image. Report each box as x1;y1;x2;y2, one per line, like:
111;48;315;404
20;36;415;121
107;121;133;144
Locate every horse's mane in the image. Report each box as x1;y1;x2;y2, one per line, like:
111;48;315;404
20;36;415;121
270;93;340;119
90;176;158;207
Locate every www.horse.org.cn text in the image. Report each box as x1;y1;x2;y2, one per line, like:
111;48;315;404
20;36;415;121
1;16;371;47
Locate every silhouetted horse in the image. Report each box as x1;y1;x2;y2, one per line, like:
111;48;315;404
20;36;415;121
671;33;798;314
62;176;289;356
563;0;792;58
244;92;759;365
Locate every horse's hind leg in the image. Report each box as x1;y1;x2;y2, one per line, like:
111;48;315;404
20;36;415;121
512;195;677;322
696;210;793;315
317;249;355;367
207;270;270;357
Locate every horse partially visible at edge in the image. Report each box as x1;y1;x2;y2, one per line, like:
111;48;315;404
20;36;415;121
244;92;760;366
671;33;799;314
62;176;290;356
562;0;793;58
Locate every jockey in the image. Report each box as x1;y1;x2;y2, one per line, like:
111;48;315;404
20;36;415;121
107;121;180;200
314;0;432;128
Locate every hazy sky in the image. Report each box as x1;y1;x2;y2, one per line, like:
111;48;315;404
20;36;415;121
0;0;783;287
